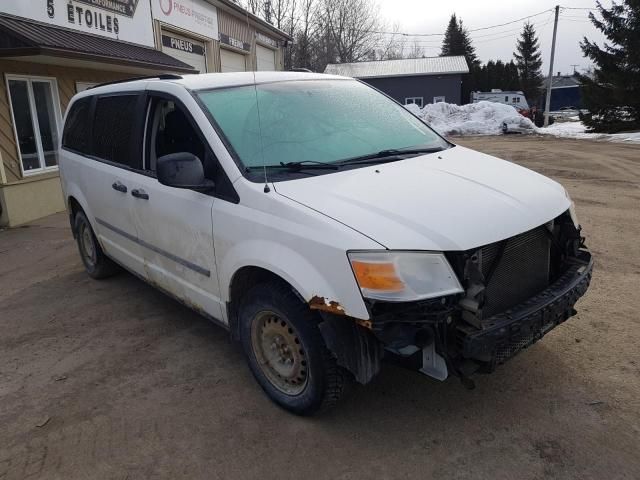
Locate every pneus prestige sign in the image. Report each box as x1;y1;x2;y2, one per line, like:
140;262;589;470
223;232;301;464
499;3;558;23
4;0;154;46
152;0;219;40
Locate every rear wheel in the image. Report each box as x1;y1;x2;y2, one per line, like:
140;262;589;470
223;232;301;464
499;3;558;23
74;211;119;279
239;282;349;415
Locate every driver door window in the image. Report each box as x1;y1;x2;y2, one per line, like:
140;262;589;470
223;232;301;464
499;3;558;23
146;99;211;177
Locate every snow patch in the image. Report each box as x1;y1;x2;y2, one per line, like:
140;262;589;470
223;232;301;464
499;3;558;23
405;101;640;143
406;101;535;136
537;121;640;143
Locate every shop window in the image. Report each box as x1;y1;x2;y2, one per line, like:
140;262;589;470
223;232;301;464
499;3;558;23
62;98;92;155
6;76;62;175
91;95;140;169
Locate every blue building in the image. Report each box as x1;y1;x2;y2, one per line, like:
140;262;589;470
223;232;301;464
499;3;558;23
324;56;469;107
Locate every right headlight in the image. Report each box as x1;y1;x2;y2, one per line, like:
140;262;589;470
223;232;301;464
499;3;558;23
348;251;463;302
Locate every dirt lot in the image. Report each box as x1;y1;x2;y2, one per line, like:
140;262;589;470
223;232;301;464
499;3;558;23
1;135;639;480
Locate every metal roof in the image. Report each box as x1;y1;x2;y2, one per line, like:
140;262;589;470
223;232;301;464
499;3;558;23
324;56;469;78
0;13;196;73
548;75;582;89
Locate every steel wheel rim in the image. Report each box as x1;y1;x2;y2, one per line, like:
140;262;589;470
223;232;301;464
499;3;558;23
250;310;308;395
79;222;96;266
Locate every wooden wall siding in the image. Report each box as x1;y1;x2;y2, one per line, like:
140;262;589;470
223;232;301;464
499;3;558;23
217;9;257;71
218;10;253;44
0;60;125;183
210;39;221;72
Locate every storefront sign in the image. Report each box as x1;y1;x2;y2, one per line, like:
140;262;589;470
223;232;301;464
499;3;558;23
152;0;218;40
162;34;204;55
256;32;278;48
219;33;250;52
2;0;154;46
73;0;140;18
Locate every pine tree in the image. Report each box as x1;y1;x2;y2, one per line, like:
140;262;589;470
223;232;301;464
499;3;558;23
514;22;543;106
440;14;479;66
579;0;640;132
441;14;479;103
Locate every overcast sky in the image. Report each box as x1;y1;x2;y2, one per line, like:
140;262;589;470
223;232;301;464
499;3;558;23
376;0;611;75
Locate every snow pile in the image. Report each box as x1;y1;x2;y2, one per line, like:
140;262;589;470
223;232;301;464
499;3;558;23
537;121;640;143
406;101;536;136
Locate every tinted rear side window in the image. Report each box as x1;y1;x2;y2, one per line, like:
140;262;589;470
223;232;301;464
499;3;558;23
62;98;92;154
92;95;140;169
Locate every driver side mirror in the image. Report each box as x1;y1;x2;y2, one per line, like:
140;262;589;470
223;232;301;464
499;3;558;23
157;152;214;192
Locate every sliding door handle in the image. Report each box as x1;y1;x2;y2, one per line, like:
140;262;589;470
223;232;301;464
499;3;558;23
131;188;149;200
112;181;127;193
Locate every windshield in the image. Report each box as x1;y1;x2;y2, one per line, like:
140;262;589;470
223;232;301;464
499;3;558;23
196;79;448;171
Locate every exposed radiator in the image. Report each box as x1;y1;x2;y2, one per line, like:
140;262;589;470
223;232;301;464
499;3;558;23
479;225;551;317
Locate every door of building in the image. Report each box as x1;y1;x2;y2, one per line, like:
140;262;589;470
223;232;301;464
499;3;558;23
220;48;246;72
161;32;207;73
256;44;276;71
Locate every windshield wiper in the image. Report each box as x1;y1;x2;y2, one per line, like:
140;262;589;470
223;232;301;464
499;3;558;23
337;146;445;165
244;160;340;173
276;160;340;170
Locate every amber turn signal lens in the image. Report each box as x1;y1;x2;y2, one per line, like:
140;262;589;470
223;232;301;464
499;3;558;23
351;261;404;291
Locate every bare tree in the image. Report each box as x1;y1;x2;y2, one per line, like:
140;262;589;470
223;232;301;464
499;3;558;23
243;0;264;15
406;40;425;59
376;24;405;60
324;0;382;63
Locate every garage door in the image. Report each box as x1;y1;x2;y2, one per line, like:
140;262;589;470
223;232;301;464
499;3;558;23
161;33;206;73
256;44;276;71
220;49;246;72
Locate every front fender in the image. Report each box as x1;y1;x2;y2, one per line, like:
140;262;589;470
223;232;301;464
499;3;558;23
220;239;370;320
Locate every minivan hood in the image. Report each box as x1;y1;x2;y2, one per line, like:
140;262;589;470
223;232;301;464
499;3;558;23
273;145;570;251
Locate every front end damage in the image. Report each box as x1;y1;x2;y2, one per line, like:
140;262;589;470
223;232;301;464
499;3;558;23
318;210;593;386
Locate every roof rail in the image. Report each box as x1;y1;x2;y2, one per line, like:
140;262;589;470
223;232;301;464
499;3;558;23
89;74;183;90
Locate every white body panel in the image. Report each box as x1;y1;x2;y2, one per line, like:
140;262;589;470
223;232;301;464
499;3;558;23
128;172;223;320
59;72;571;325
273;145;569;251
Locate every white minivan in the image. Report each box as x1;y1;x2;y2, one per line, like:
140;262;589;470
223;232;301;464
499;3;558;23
59;72;592;415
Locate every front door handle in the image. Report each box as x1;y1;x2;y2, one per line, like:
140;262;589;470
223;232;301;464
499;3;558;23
112;181;127;193
131;188;149;200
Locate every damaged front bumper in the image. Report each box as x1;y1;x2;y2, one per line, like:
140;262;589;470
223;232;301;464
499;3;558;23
322;249;593;386
457;250;593;370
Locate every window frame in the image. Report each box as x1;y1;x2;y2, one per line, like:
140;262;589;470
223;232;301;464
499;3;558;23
5;74;63;177
404;97;424;107
90;92;146;171
61;97;93;156
433;96;446;103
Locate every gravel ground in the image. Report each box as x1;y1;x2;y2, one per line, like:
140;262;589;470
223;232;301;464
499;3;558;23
1;135;639;479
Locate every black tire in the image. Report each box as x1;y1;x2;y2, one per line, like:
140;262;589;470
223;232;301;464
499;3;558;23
239;282;349;415
74;211;120;279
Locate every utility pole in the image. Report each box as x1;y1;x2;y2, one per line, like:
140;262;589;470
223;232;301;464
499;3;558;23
544;5;560;127
570;64;579;74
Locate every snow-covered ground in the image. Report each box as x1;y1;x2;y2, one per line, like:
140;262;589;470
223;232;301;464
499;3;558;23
537;121;640;143
406;101;640;143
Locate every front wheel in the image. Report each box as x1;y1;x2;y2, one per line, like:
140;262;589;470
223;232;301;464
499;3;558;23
239;282;349;415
